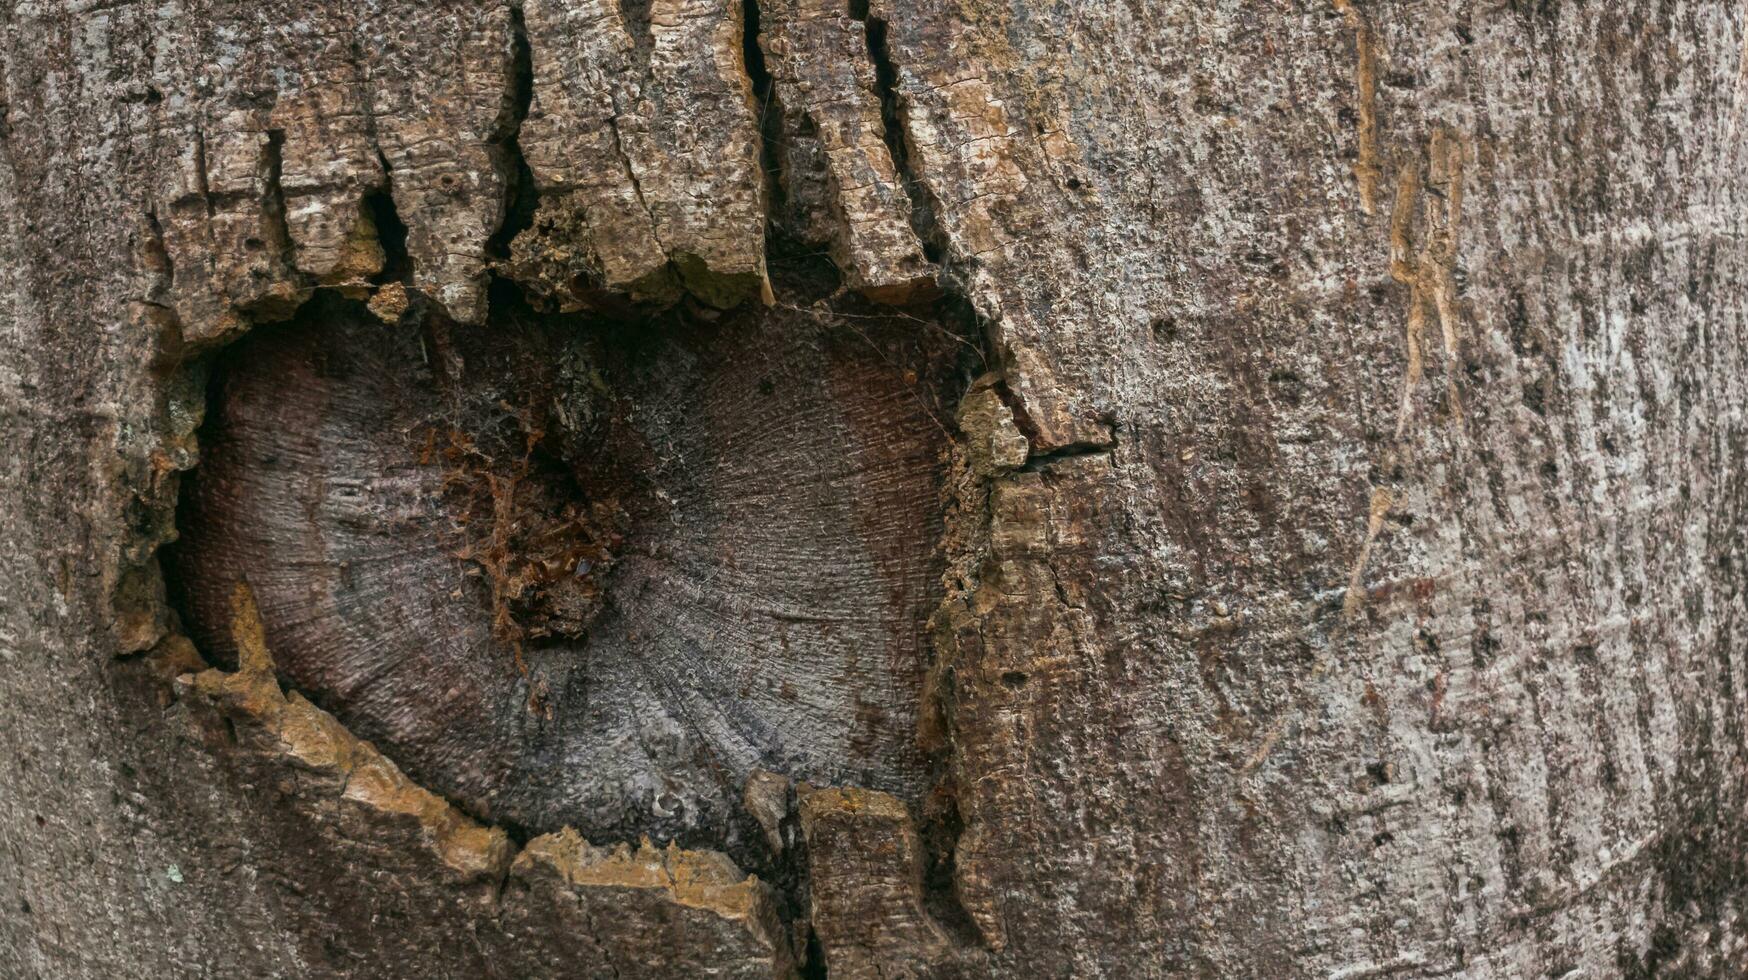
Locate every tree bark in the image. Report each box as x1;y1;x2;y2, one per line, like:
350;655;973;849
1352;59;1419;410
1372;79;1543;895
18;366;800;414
3;1;1746;977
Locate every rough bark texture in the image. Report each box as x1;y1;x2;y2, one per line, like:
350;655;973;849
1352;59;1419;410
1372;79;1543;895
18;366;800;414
3;0;1747;978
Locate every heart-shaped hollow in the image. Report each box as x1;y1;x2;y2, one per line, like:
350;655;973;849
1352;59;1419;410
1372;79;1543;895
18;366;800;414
167;285;974;856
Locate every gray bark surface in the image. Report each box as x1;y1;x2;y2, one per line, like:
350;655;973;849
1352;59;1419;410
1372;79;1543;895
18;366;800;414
2;0;1745;977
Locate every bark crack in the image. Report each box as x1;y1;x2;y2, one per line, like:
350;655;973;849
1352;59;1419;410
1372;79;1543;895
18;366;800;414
1021;437;1117;472
851;0;944;263
258;129;299;285
486;2;537;261
193;128;213;219
364;162;412;288
741;0;785;208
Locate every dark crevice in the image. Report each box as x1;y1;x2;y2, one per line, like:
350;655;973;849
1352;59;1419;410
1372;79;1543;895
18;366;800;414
852;3;945;265
193;129;214;218
350;28;408;286
986;372;1042;444
144;208;175;303
800;926;829;979
351;32;390;191
847;3;1100;473
737;778;821;978
604;0;658;262
918;785;983;948
365;177;411;287
247;128;307;322
987;368;1115;463
1022;437;1118;471
259;130;293;261
937;292;991;377
618;0;655;60
765;224;846;303
486;3;538;261
897;292;990;953
260;129;288;234
494;813;534;849
742;0;787;216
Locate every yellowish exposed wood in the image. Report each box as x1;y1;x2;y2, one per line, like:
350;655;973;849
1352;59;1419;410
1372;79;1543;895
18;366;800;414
1333;0;1381;214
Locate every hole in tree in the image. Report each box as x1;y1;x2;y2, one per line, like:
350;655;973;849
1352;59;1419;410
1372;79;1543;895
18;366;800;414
164;268;976;867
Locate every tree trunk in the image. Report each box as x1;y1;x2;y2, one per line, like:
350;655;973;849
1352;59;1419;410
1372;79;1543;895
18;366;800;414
3;0;1745;976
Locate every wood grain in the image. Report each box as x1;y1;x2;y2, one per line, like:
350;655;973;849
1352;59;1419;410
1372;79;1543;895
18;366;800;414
169;289;965;851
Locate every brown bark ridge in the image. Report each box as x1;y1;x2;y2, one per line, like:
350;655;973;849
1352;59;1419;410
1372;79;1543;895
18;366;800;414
2;0;1746;977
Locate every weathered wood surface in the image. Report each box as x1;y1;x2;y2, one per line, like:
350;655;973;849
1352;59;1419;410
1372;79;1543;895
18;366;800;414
168;285;963;854
2;0;1746;977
